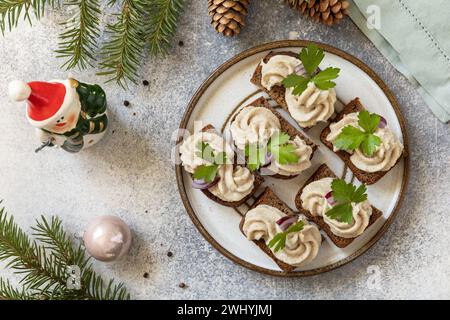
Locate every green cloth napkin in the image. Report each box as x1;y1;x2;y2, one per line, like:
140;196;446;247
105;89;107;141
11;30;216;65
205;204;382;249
348;0;450;122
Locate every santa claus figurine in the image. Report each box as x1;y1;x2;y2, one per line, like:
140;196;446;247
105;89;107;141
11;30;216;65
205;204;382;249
8;78;109;153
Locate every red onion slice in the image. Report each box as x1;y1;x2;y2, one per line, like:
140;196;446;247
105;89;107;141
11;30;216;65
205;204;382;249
378;116;387;129
294;65;306;75
276;215;299;232
265;152;273;164
192;176;220;190
325;191;336;206
261;152;273;168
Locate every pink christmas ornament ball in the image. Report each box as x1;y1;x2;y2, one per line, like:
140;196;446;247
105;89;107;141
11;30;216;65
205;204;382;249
83;216;132;262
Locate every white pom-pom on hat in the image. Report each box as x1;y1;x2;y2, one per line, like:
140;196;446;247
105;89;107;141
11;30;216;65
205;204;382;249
8;80;31;102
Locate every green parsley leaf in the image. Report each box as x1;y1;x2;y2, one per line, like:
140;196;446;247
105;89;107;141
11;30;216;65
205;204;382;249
268;220;305;252
331;179;368;204
267;132;300;165
271;144;300;165
325;203;353;224
330;179;355;203
360;134;381;157
268;233;284;251
333;126;367;151
358;110;380;134
286;220;305;233
282;74;310;95
268;131;290;146
245;131;299;171
281;44;340;96
312;67;340;90
325;179;368;224
196;142;215;163
194;143;228;181
333;111;383;157
299;44;324;76
352;184;368;203
192;164;219;183
245;143;267;172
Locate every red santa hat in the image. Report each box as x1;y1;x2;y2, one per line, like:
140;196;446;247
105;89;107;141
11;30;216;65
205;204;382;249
8;80;79;128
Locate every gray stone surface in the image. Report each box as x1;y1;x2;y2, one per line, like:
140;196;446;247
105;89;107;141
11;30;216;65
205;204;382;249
0;1;449;300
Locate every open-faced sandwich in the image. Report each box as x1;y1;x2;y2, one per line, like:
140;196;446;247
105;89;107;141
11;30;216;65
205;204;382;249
179;125;264;207
321;98;405;185
251;44;339;129
241;187;322;271
230;97;317;179
295;164;382;248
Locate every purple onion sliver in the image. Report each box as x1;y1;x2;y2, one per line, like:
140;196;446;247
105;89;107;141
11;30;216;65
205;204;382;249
263;152;273;166
325;191;336;205
378;116;387;129
279;216;299;232
276;216;292;226
294;65;306;75
192;179;209;189
192;176;220;190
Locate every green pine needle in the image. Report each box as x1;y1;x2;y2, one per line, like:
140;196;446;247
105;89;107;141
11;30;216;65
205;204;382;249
0;0;58;34
97;0;146;88
55;0;101;70
147;0;184;56
0;205;130;300
1;0;186;88
0;278;35;300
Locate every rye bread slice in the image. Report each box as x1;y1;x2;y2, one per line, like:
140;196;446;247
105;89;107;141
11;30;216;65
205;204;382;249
250;51;298;113
294;164;383;248
239;187;298;272
198;125;264;207
230;96;317;180
320;98;406;185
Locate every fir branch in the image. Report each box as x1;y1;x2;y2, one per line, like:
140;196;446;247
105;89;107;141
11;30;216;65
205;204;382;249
0;278;34;300
147;0;184;56
97;0;146;88
55;0;101;70
0;206;130;300
0;207;65;294
32;215;130;300
0;0;58;34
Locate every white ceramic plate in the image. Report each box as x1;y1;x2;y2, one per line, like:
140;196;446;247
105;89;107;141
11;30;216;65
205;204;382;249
176;41;409;276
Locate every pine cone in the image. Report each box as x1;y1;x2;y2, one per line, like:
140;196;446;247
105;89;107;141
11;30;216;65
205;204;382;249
286;0;350;26
208;0;249;36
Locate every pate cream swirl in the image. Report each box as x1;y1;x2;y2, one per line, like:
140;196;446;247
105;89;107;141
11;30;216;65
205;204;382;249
300;178;372;238
209;165;255;202
267;136;313;176
285;83;336;128
179;131;234;174
260;55;302;90
325;112;404;172
230;106;281;150
243;204;321;266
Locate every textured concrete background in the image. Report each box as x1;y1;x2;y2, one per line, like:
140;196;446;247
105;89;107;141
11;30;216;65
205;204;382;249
0;1;449;299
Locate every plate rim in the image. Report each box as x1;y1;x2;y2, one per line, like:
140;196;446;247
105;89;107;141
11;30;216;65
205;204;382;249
175;40;410;277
